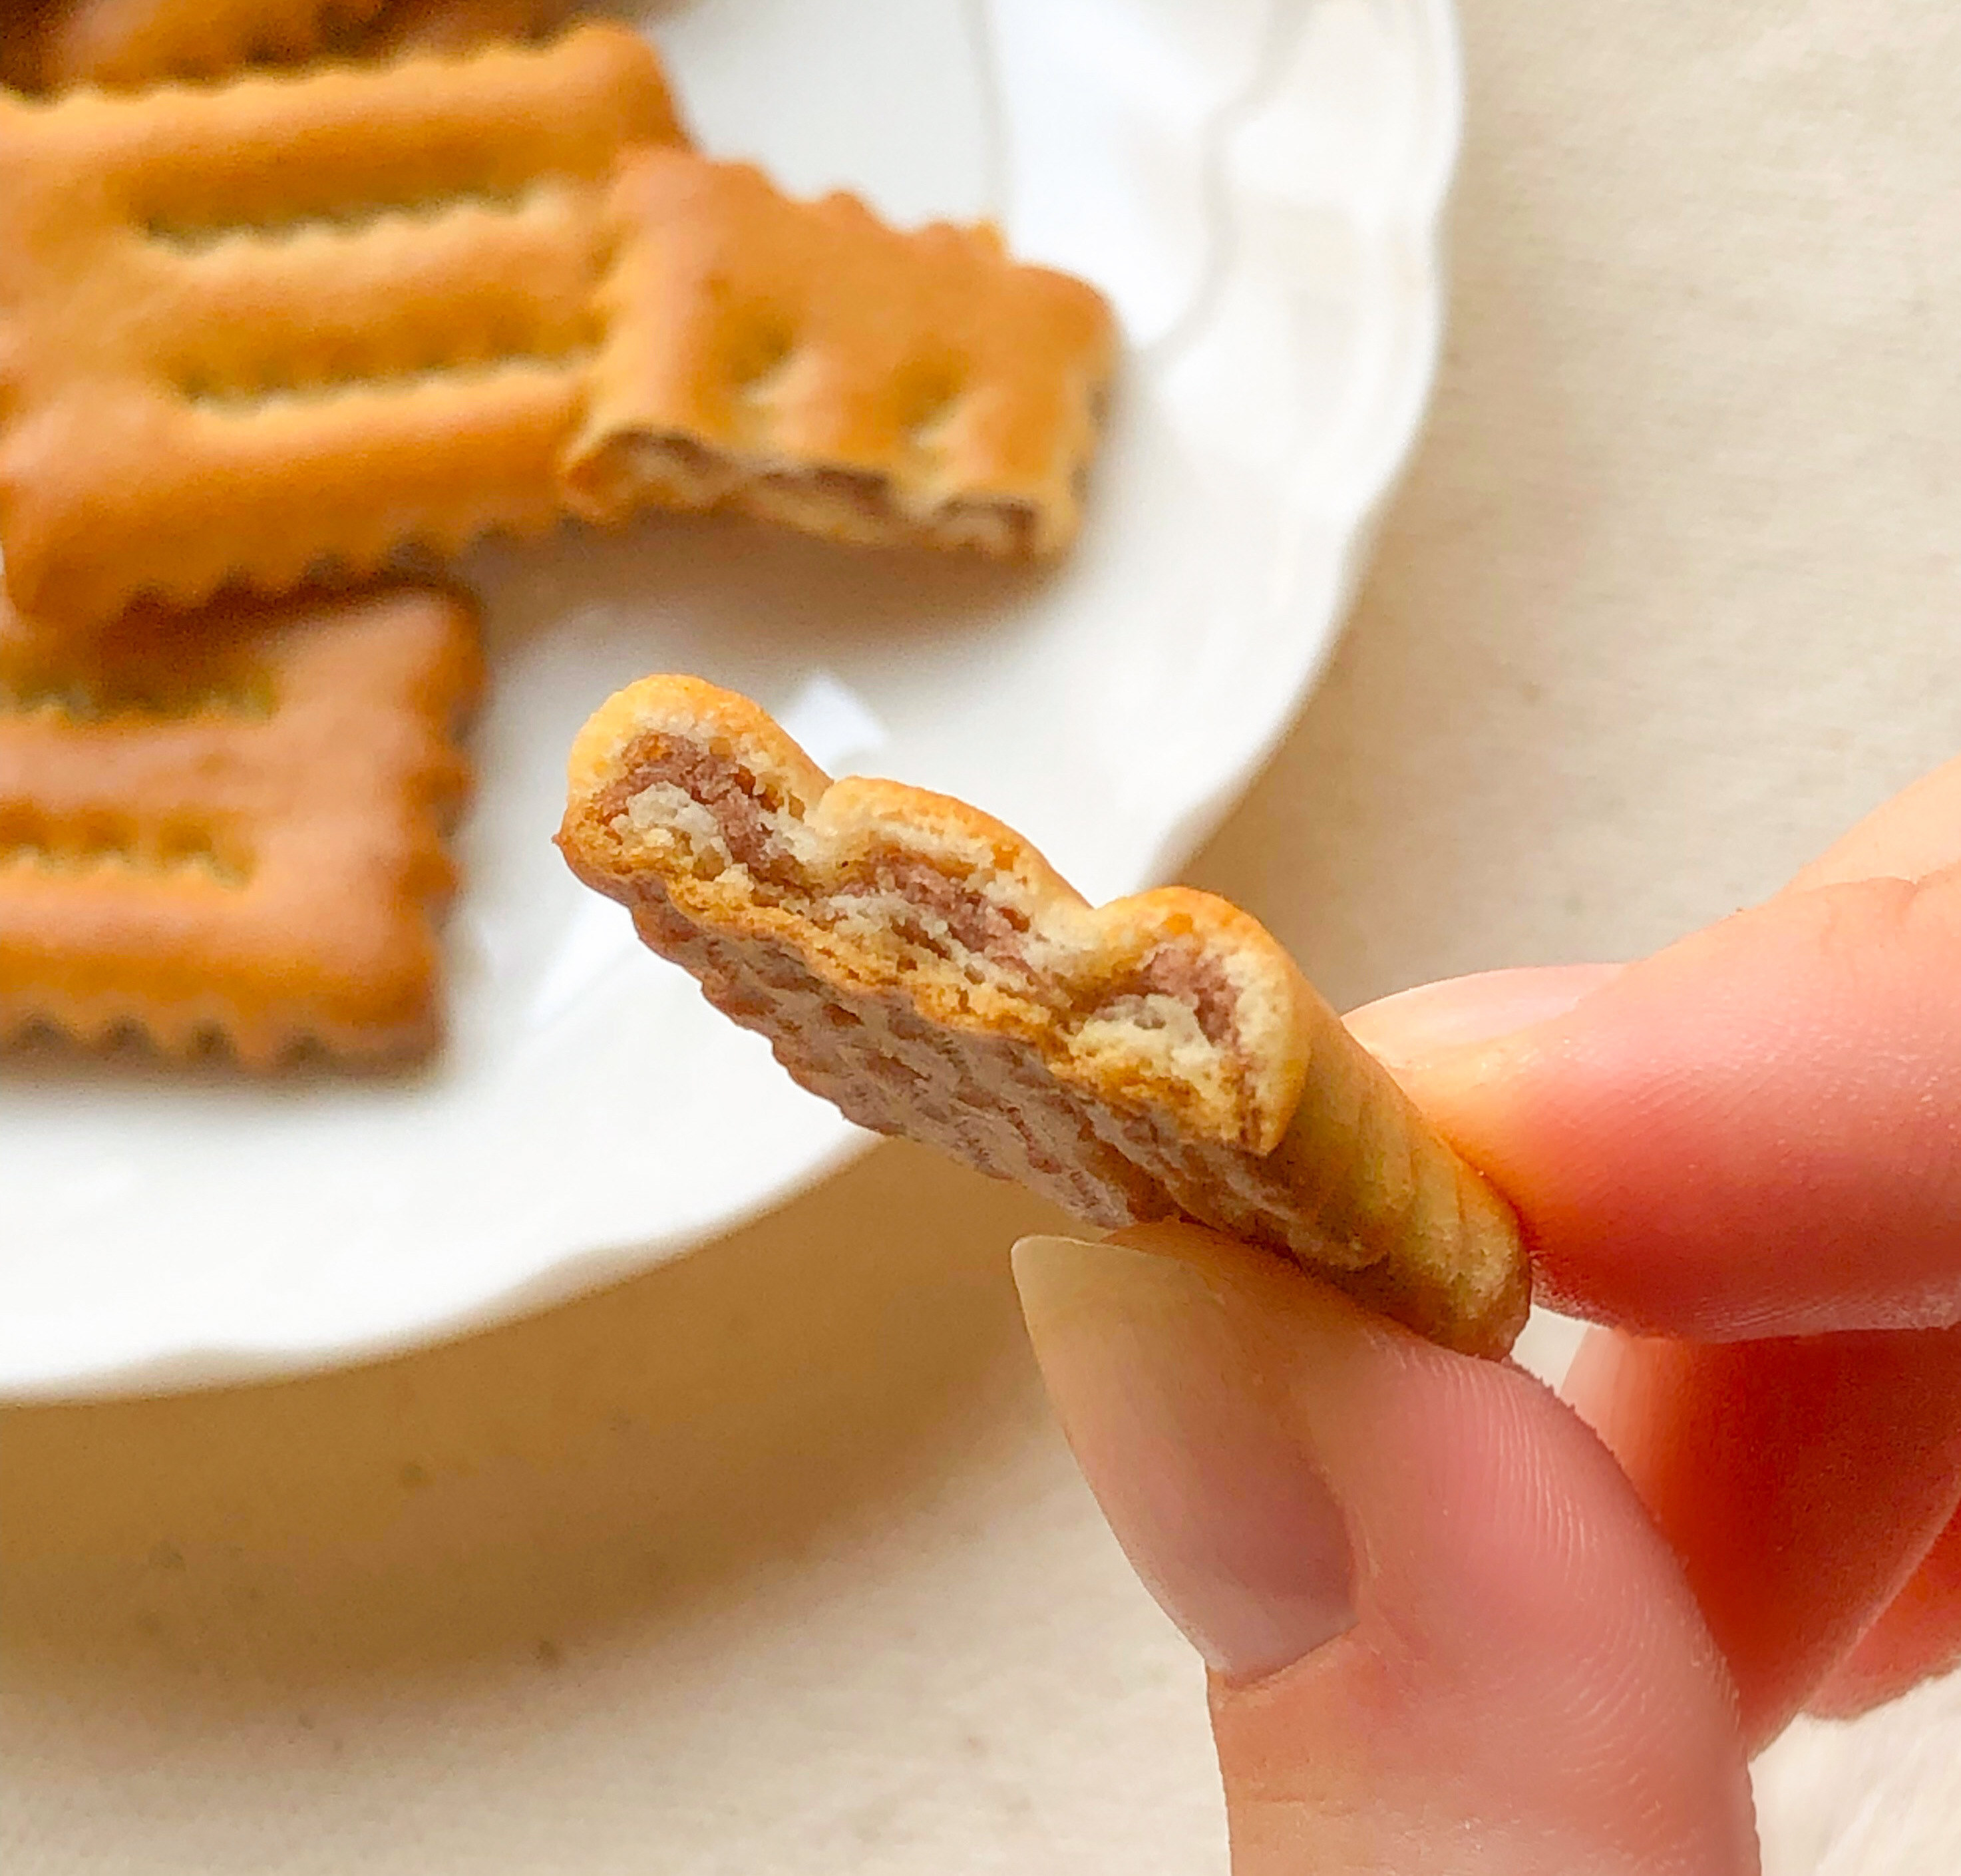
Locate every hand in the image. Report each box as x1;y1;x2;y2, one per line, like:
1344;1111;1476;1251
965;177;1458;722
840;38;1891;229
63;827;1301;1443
1011;753;1961;1874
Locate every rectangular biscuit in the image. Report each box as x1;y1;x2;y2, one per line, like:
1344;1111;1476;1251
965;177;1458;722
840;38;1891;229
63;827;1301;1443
7;0;576;93
560;149;1117;558
0;23;684;627
558;677;1530;1358
0;584;482;1067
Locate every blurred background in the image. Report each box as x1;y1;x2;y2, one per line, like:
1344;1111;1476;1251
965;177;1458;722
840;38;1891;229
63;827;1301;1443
8;1;1961;1871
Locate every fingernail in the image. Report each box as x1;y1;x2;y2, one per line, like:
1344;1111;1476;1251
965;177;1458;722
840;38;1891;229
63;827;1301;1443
1012;1233;1355;1680
1344;963;1624;1069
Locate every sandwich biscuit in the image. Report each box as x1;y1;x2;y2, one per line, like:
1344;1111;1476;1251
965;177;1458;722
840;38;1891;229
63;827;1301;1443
559;675;1530;1356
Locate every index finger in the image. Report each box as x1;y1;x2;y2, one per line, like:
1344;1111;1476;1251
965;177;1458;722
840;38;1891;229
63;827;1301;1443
1373;858;1961;1342
1786;750;1961;893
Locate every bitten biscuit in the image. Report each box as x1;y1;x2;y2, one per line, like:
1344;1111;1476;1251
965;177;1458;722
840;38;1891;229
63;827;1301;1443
0;24;683;627
561;150;1117;558
0;584;482;1066
9;0;576;93
558;677;1530;1358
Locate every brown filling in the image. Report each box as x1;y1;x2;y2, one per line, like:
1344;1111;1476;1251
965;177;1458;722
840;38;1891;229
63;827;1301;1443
606;738;1252;1125
833;852;1037;977
616;434;1040;554
755;464;890;516
930;496;1038;558
632;434;733;502
599;737;801;889
606;738;1060;989
1115;946;1242;1051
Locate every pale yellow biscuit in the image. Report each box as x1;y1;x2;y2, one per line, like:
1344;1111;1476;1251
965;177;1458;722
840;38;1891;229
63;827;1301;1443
558;676;1530;1358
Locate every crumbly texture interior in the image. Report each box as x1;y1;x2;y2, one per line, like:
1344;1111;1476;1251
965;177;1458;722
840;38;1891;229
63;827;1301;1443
559;682;1532;1358
598;735;1267;1149
578;435;1039;559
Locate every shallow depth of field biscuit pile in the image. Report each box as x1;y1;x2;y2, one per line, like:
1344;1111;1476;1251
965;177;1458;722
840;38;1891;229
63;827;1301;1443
0;3;1116;1069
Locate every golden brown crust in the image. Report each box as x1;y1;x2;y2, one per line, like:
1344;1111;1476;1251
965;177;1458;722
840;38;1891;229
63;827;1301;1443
360;0;576;60
560;676;1530;1357
34;0;391;90
0;584;482;1066
0;25;684;628
561;150;1117;558
9;0;578;93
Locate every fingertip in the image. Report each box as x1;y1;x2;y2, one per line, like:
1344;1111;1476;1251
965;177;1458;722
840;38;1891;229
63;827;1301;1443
1343;963;1626;1070
1208;1278;1755;1873
1394;874;1961;1337
1011;1226;1359;1682
1015;1228;1756;1874
1783;755;1961;891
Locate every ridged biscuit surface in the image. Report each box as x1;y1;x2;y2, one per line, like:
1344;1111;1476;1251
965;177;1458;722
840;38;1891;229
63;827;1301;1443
0;24;685;626
0;584;482;1066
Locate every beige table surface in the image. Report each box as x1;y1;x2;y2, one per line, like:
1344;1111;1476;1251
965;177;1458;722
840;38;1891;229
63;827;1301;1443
9;3;1961;1870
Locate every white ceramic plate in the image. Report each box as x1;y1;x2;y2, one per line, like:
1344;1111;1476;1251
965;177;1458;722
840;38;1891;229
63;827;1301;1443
0;0;1461;1398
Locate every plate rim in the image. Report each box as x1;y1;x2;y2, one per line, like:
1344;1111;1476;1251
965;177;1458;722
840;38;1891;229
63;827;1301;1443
2;0;1466;1402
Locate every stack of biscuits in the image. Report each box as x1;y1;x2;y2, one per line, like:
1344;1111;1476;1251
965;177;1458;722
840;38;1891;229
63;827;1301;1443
0;5;1117;1068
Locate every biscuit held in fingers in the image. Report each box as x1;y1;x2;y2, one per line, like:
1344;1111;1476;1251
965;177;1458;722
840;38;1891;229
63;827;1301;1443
557;676;1528;1356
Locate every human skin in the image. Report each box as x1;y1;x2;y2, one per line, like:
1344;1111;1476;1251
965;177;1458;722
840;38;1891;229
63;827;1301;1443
1013;752;1961;1874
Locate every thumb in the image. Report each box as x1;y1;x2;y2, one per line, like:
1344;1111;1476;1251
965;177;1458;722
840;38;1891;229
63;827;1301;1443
1013;1222;1757;1875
